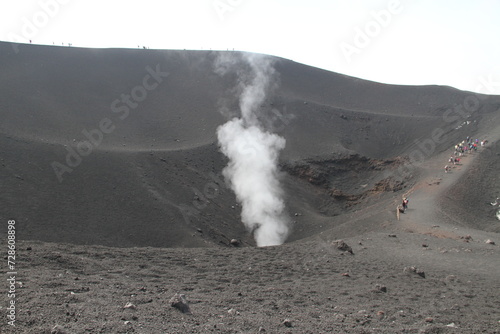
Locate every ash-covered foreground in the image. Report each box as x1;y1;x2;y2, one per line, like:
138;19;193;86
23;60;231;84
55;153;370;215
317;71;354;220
12;233;500;333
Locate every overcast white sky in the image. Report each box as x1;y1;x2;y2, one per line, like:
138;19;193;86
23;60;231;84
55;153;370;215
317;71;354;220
1;0;499;94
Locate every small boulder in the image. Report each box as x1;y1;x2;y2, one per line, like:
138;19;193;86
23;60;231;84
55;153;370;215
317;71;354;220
170;293;191;314
227;308;240;315
403;266;425;278
333;240;353;254
282;319;293;327
461;235;473;242
485;239;495;245
230;239;240;246
123;302;136;310
373;284;387;293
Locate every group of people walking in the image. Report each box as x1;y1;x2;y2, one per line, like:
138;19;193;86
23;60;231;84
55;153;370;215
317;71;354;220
399;135;487;218
445;136;485;173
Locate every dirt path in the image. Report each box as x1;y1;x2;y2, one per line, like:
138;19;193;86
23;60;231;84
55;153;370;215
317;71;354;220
399;154;468;233
391;141;500;279
399;116;500;235
397;141;487;233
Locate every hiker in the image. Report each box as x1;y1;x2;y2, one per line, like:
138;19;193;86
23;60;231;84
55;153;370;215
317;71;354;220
402;198;409;210
444;165;449;173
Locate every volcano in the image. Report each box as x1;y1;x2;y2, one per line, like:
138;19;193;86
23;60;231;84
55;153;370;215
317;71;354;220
2;41;500;333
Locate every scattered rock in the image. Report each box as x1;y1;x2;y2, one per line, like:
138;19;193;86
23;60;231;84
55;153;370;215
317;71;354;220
422;244;428;248
227;308;240;315
258;327;266;332
65;286;90;293
461;235;473;242
333;240;353;254
26;246;32;251
282;319;293;327
373;284;387;293
425;317;434;323
446;322;458;328
230;239;240;247
403;266;426;278
124;302;136;310
51;325;68;334
388;234;397;238
376;310;385;319
485;239;495;245
124;321;132;325
170;293;191;314
121;313;139;321
341;272;350;277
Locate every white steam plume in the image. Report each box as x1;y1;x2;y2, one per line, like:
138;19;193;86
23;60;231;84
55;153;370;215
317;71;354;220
216;53;290;247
